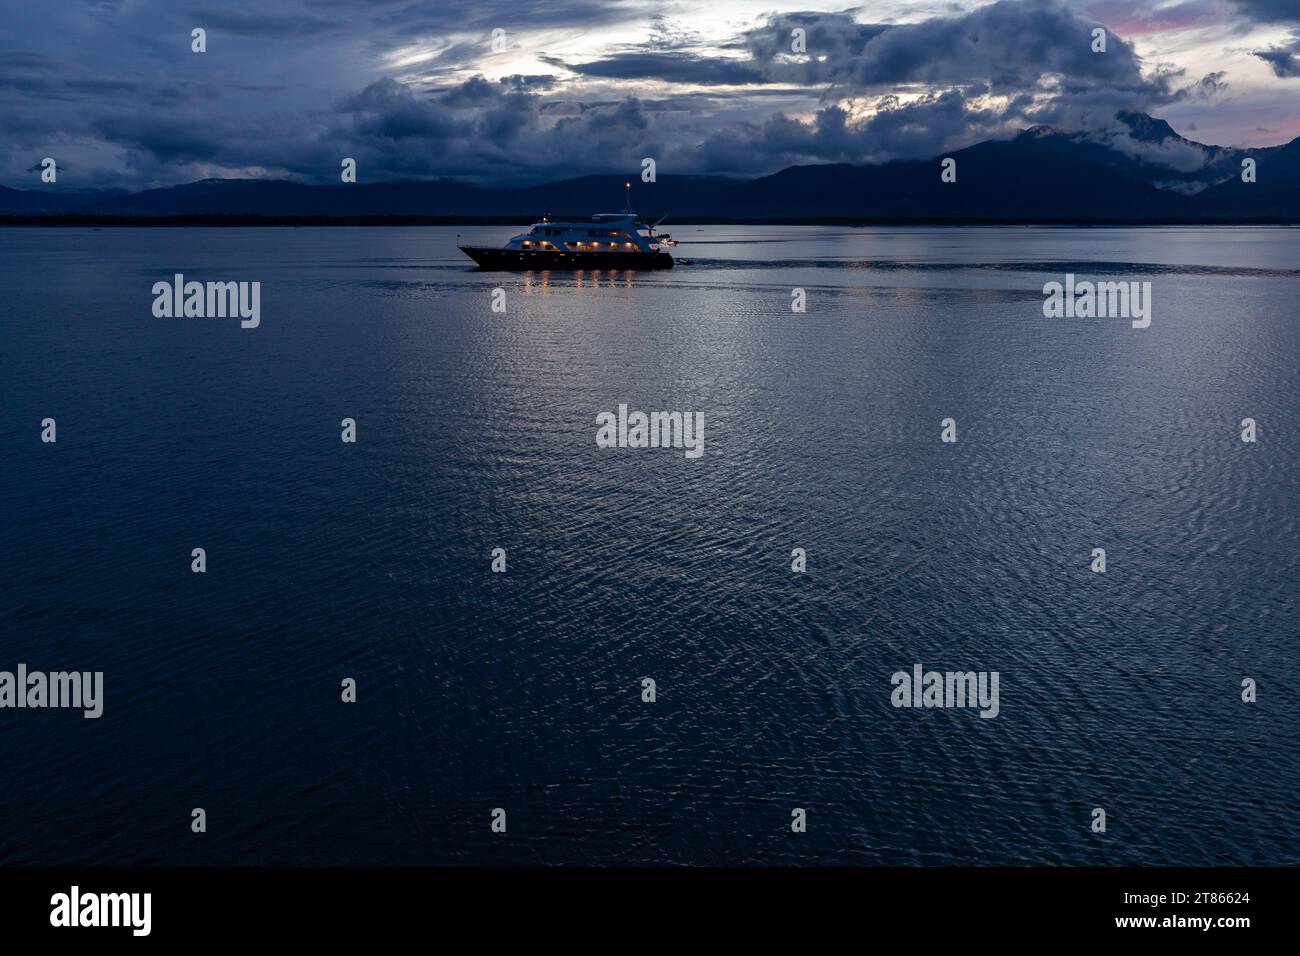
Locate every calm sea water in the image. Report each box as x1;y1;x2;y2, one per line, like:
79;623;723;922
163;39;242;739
0;225;1296;866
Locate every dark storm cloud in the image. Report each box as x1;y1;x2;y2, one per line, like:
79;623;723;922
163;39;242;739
331;76;602;177
358;0;654;55
1197;71;1228;95
674;0;1250;174
0;50;127;100
179;0;649;44
1254;34;1300;76
693;89;1006;172
546;0;1194;173
0;0;1286;188
91;114;227;164
183;7;345;37
568;1;1163;96
558;9;885;87
821;0;1155;92
312;73;849;182
501;74;558;91
736;10;891;64
558;53;765;84
1237;0;1300;80
1228;0;1300;23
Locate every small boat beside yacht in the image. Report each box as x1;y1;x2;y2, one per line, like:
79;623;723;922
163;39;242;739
458;183;676;270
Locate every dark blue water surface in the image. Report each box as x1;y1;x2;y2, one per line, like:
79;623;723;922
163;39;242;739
1;225;1296;865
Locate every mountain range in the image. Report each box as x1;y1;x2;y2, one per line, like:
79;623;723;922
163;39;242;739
3;113;1296;223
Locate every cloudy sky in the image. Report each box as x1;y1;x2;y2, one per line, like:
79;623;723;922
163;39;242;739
2;0;1298;189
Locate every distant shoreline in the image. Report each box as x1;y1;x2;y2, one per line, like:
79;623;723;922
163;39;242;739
3;214;1298;227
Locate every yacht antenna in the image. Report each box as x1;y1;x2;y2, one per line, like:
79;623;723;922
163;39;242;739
623;180;633;215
